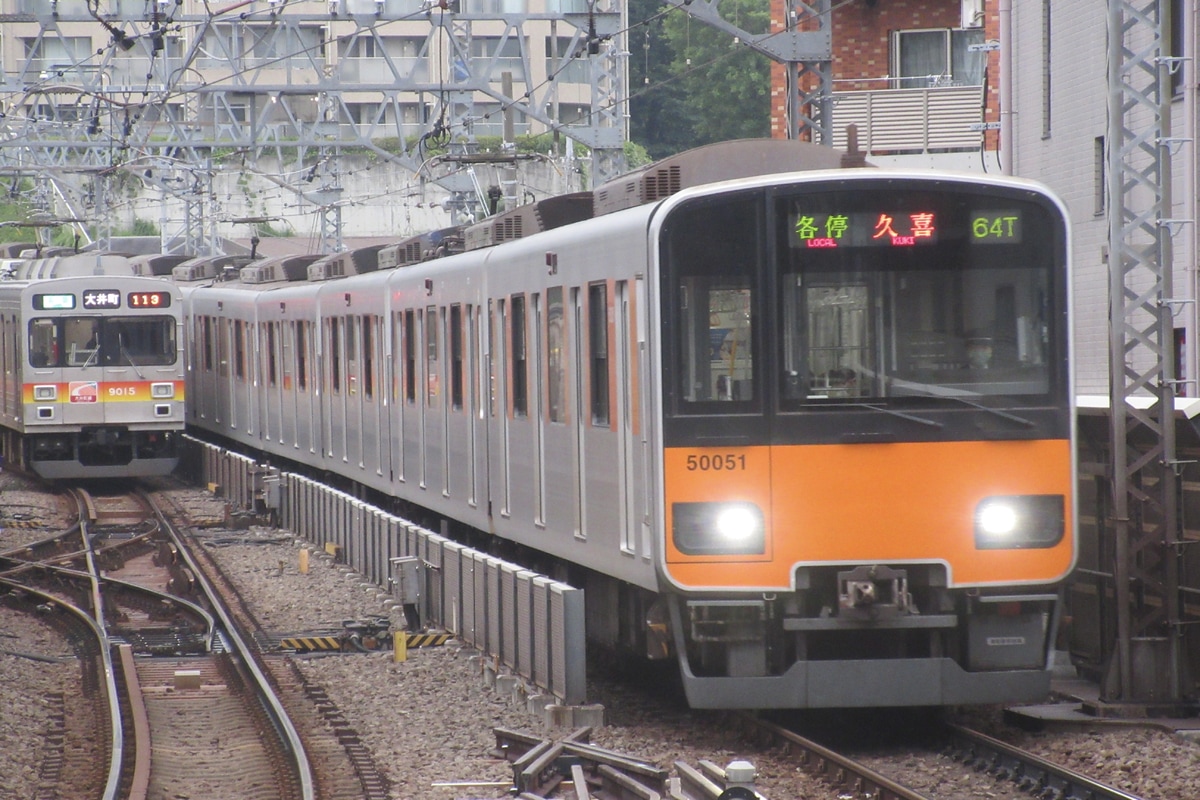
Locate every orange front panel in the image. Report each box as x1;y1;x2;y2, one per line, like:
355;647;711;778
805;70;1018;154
663;439;1074;591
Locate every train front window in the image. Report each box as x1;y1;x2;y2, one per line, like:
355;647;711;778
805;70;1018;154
775;187;1058;409
106;317;177;366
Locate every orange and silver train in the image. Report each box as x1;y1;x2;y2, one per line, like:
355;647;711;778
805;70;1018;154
182;140;1075;708
0;252;184;479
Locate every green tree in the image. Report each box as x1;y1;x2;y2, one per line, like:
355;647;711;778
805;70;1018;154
629;0;772;158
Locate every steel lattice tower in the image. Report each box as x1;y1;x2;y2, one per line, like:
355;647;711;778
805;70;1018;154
1105;0;1189;707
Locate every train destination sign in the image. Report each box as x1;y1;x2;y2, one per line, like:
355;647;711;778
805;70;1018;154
128;291;172;308
33;293;76;310
790;209;1023;248
82;290;122;309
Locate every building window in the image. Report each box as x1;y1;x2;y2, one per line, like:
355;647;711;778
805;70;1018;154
892;28;985;88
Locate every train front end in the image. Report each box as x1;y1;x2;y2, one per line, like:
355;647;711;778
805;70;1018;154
19;277;184;479
652;172;1075;708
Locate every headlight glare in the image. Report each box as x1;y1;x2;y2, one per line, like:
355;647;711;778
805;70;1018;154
673;501;765;555
974;495;1065;550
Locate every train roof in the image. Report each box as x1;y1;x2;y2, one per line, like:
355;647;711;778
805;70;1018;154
240;253;322;284
463;191;593;252
592;138;858;217
0;252;136;280
307;243;390;281
129;253;194;276
378;226;465;269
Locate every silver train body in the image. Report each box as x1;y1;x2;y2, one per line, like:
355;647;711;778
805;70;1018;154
0;253;185;479
181;140;1075;709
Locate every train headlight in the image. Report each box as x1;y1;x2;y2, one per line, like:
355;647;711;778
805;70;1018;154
974;495;1064;549
673;502;765;555
33;385;57;401
151;382;175;399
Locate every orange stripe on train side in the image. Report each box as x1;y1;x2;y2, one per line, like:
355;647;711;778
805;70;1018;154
22;381;185;403
663;439;1074;590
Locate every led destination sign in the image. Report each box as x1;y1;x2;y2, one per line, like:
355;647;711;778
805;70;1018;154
790;209;1023;249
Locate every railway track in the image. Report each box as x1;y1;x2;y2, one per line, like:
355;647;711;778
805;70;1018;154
0;486;313;799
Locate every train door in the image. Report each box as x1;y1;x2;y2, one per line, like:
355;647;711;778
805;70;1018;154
442;304;453;496
418;306;430;489
365;314;382;476
615;280;641;556
467;304;480;508
492;299;511;517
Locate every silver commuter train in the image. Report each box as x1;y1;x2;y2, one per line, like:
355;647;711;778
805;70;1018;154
181;140;1076;709
0;252;185;479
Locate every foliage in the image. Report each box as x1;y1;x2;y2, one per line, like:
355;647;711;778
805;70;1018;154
629;0;772;158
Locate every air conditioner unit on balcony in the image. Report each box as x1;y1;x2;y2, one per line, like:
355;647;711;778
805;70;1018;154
961;0;983;29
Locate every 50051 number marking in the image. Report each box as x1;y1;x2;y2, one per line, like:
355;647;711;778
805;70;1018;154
686;454;747;471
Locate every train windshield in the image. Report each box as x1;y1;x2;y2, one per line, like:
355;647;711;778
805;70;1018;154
28;316;177;368
774;186;1059;408
661;179;1068;433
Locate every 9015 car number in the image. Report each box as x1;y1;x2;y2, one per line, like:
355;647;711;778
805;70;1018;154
686;454;747;471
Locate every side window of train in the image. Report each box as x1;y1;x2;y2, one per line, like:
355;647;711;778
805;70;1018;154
29;319;58;367
425;305;439;405
547;287;565;423
266;322;277;387
296;321;308;391
588;282;610;426
330;318;342;394
450;304;463;410
202;317;214;372
363;314;375;401
511;294;527;417
404;309;416;403
234;320;246;380
218;318;230;377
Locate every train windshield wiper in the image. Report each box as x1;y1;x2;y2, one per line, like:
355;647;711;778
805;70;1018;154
845;402;943;429
118;333;146;379
889;378;1035;428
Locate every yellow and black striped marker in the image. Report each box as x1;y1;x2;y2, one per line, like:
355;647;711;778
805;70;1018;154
278;632;451;652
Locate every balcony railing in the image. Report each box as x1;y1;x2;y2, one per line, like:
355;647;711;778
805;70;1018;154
830;84;985;154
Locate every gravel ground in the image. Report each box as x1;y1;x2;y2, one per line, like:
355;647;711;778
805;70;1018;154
4;473;1200;800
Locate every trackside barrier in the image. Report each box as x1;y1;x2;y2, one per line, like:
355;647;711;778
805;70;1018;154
183;436;274;514
185;437;586;705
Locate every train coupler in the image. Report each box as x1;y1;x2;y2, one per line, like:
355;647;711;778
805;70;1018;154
837;564;914;620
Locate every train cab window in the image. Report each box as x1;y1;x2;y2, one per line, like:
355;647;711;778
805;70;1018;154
661;193;761;414
28;319;59;367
